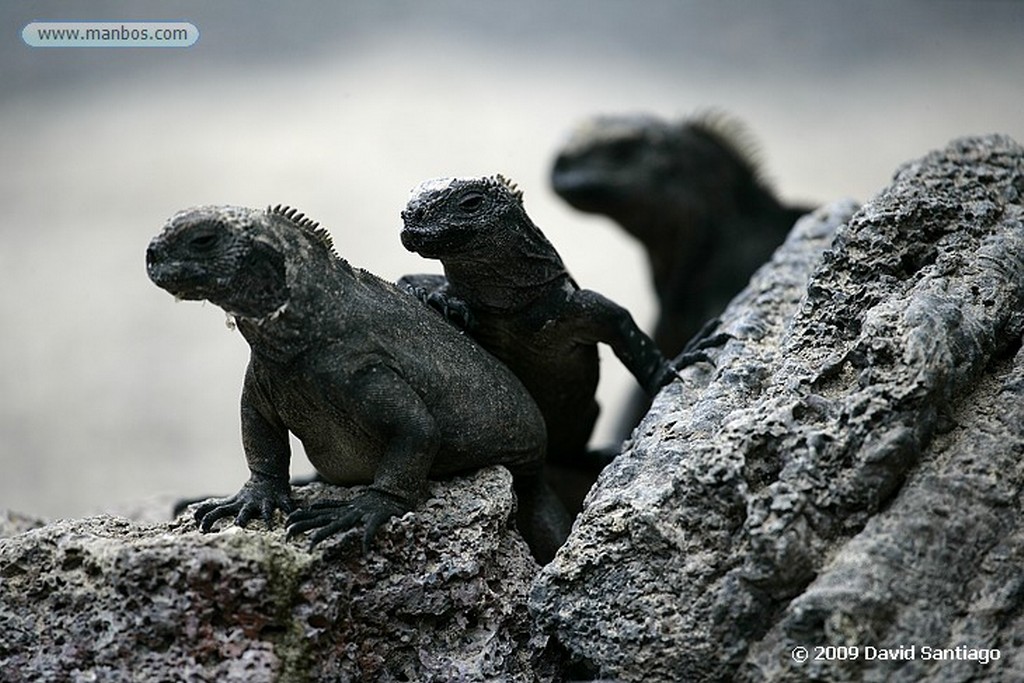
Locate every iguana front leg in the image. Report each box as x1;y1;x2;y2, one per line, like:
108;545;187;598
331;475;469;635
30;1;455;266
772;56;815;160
397;273;476;331
194;363;294;530
571;288;677;396
285;363;440;551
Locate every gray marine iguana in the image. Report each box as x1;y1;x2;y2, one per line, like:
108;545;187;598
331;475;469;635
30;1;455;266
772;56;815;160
398;175;686;492
146;204;566;560
551;113;813;433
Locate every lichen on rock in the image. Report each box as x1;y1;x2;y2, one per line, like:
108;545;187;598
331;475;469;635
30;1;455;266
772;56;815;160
0;467;555;682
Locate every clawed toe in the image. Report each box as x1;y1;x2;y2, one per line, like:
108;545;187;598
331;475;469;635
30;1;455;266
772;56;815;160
672;320;732;371
308;521;354;547
194;498;239;532
674;350;712;371
286;500;360;547
693;331;731;352
285;490;408;552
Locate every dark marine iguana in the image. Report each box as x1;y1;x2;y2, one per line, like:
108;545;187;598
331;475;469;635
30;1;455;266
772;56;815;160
146;204;566;560
551;113;813;433
398;175;685;495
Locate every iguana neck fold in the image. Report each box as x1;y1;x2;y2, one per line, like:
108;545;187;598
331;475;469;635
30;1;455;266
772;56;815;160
233;224;353;364
441;243;569;312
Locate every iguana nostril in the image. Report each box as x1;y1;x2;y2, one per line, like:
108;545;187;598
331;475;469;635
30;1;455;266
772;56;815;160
402;206;426;223
551;154;571;174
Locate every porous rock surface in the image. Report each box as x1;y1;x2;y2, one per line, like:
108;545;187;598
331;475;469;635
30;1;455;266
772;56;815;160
0;510;47;540
531;134;1024;681
0;467;554;682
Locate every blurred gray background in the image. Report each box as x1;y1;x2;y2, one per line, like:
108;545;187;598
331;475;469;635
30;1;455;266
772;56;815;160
2;1;1022;519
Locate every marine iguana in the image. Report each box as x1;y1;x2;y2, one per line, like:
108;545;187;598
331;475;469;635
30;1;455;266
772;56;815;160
398;175;680;487
146;204;565;560
551;114;812;432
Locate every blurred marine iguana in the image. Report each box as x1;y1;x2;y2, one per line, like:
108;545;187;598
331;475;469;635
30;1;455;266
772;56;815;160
551;113;813;433
146;204;567;561
398;175;692;504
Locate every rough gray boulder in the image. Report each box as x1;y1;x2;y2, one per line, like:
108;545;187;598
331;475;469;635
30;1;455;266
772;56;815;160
0;467;555;683
531;134;1024;681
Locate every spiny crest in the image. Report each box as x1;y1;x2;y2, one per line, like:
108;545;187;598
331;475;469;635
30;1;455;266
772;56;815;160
486;174;525;205
266;204;339;257
685;110;769;187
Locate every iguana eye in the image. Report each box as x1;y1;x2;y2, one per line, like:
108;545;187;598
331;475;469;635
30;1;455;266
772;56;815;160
458;192;485;213
188;229;221;253
605;139;638;163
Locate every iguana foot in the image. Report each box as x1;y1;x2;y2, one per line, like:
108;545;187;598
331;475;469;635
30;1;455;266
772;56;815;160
672;317;732;370
174;472;317;518
398;278;476;331
285;489;410;552
644;361;682;395
193;475;293;532
673;349;713;370
424;291;475;331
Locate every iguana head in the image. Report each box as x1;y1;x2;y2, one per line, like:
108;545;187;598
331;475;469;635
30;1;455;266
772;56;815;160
400;174;540;259
551;115;672;213
551;113;767;234
147;204;303;320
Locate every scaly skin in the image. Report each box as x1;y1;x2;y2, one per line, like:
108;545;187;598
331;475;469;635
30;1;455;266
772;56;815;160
399;175;679;484
146;204;563;560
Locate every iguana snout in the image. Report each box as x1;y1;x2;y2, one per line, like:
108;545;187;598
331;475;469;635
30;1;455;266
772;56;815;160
146;229;230;302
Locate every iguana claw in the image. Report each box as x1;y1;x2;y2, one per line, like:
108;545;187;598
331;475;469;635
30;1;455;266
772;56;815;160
286;489;410;553
672;317;732;371
425;291;475;331
193;475;293;532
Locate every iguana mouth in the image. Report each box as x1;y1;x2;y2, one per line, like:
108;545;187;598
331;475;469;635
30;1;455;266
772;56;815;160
400;223;472;258
550;169;626;211
146;236;211;299
399;223;436;252
146;260;220;301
